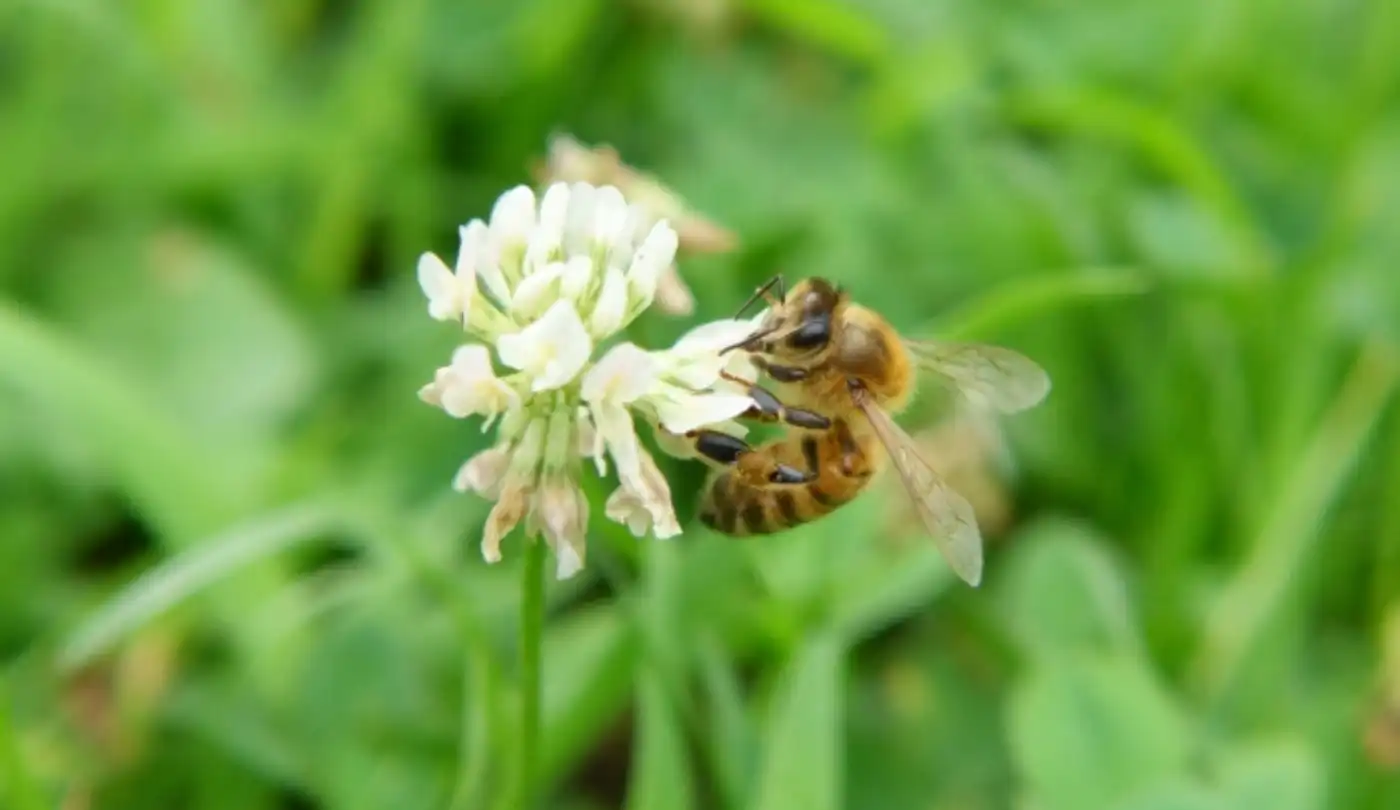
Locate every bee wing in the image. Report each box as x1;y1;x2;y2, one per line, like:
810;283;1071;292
851;385;985;586
904;339;1051;414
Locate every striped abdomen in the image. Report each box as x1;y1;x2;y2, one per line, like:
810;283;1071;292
698;430;874;536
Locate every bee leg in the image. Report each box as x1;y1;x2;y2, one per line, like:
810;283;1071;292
750;356;810;383
688;429;816;484
719;372;830;431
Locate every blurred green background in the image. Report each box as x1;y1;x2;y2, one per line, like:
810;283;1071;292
5;0;1400;808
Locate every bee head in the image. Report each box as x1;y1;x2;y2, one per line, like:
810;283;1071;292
781;277;842;351
721;276;845;359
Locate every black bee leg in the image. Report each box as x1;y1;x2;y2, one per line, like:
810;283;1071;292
751;356;810;383
688;429;816;484
690;430;749;465
719;372;830;431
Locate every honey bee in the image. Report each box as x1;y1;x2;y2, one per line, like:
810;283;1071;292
685;275;1050;586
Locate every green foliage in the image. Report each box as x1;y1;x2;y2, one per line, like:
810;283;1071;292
4;0;1400;808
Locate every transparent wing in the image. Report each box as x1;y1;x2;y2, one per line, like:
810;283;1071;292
904;340;1051;414
852;386;985;586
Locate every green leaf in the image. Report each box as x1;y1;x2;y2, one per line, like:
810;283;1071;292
163;681;306;791
1216;738;1324;810
828;542;953;644
1115;780;1223;810
1126;192;1241;279
49;232;317;446
741;493;894;630
998;519;1143;662
1008;653;1190;810
750;634;844;810
625;670;696;810
0;300;241;544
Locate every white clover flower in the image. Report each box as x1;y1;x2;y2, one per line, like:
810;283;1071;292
534;133;740;315
418;182;757;579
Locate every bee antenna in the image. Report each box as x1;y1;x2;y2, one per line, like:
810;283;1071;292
733;274;785;320
719;326;775;355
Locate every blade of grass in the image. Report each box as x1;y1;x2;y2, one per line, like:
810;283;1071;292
448;643;498;810
295;0;426;300
749;633;844;810
0;677;47;810
736;0;888;67
1004;90;1274;276
1371;416;1400;620
341;497;509;810
934;269;1149;341
1191;340;1400;703
59;500;339;670
698;637;757;810
590;528;752;810
625;668;697;810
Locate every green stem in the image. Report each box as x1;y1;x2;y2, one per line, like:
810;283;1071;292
518;538;548;806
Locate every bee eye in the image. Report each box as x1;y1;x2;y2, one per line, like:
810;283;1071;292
787;315;830;349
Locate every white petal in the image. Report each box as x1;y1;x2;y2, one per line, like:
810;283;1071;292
588;266;629;338
554;542;583;579
635;448;681;538
559;255;594;301
666;358;727;390
576;406;606;475
719;352;760;389
453;446;511;497
509;262;563;319
482;485;528;564
590;401;642;492
465;221;512;306
417;252;461;321
581;342;659;406
437;345;520;418
609;204;652;269
654;392;754;434
651;424;696;460
496;300;593;392
563;182;597;255
604;487;653;538
524;182;570;272
490;185;537;244
625;220;679;300
538;183;571;237
655;318;761;389
673;318;759;354
537;477;589;579
449;343;494;380
592;185;629;251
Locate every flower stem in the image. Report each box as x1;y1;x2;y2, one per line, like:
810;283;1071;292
517;537;548;805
